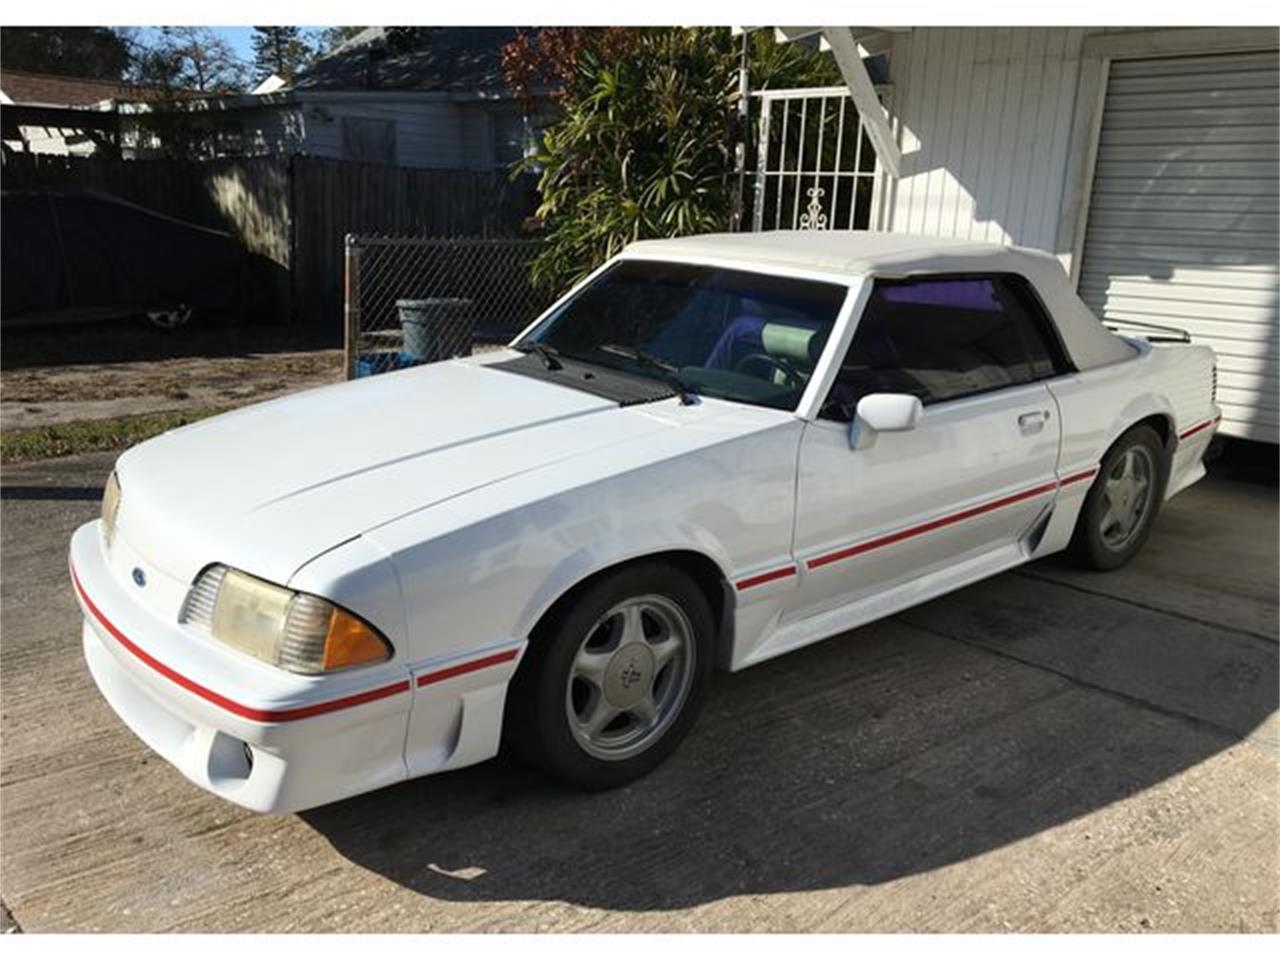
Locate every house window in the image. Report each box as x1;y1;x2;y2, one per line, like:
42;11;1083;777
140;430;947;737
341;117;397;165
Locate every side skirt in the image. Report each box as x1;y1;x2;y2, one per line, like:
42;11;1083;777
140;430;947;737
732;541;1030;671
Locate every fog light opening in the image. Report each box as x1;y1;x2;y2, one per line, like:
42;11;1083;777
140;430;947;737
206;731;254;786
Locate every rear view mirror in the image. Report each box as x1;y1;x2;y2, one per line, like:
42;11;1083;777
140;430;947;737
849;393;923;449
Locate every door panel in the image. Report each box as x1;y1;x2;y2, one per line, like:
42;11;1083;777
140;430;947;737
788;382;1061;622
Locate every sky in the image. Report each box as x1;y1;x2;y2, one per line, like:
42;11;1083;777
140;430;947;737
137;26;320;68
211;26;257;63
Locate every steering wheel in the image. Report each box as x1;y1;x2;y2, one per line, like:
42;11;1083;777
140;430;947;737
733;352;804;389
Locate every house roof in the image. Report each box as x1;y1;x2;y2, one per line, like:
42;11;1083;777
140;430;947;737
0;69;180;107
292;27;526;93
621;231;1137;371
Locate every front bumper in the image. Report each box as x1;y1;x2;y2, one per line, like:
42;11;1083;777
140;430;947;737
70;521;413;813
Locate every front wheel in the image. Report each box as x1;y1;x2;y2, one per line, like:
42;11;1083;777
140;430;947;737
1066;424;1167;571
504;562;714;790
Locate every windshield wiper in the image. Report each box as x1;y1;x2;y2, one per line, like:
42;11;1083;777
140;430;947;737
599;343;694;405
514;341;563;371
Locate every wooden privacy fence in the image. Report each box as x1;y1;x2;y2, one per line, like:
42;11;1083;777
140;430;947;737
2;153;540;334
290;159;539;331
3;153;293;263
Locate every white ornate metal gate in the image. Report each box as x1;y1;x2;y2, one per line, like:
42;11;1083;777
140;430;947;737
751;86;886;233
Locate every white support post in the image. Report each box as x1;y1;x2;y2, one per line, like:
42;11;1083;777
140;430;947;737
752;97;771;232
820;26;901;178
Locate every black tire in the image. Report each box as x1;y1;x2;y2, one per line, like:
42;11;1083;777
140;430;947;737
503;561;715;790
1065;424;1168;571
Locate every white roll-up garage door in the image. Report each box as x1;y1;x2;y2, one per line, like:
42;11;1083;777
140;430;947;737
1078;50;1279;443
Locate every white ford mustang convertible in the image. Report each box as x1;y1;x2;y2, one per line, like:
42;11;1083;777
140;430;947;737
71;232;1220;813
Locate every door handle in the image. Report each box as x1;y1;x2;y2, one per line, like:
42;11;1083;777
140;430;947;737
1018;410;1050;434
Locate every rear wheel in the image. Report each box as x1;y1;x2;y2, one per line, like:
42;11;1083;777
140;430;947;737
504;562;714;789
1066;424;1166;570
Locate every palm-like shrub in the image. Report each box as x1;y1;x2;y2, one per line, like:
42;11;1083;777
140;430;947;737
508;28;839;292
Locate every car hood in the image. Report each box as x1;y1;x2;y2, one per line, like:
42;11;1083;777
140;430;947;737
113;358;678;586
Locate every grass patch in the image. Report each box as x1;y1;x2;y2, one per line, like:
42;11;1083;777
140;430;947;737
1;406;228;464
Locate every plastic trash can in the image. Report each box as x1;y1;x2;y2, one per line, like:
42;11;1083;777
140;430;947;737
396;298;474;362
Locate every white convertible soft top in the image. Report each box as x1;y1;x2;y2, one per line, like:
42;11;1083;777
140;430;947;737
622;231;1137;371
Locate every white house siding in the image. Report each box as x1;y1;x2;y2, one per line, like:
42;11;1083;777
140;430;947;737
879;26;1280;443
119;104;306;160
884;27;1092;249
299;99;468;168
459;103;496;170
120;94;546;169
237;105;306;156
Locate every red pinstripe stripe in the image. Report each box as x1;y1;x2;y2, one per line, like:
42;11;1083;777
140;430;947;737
416;649;520;686
733;565;798;591
72;565;410;723
806;479;1061;571
737;469;1101;588
1178;416;1220;441
1060;467;1099;487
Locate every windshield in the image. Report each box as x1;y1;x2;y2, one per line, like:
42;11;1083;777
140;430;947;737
519;260;849;411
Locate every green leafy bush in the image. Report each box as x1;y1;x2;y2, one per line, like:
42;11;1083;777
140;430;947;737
508;28;839;293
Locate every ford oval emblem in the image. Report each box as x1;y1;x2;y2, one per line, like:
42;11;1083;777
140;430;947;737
132;567;147;588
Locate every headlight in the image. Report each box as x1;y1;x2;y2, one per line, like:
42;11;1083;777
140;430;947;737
179;565;392;674
101;471;122;548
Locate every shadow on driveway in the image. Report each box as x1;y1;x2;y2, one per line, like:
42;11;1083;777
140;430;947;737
0;485;104;502
302;541;1277;911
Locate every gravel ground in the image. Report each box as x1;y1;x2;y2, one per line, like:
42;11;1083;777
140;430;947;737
1;348;342;430
0;321;514;431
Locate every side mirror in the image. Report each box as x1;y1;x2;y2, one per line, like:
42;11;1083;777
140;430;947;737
849;393;923;450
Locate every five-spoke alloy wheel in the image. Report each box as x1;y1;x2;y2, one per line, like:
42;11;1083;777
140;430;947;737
505;562;714;789
1068;423;1167;571
566;595;696;761
1098;445;1156;552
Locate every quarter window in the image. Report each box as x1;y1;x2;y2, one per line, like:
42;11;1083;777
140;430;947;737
821;274;1068;420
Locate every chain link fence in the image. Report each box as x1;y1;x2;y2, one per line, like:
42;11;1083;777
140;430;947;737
343;236;553;379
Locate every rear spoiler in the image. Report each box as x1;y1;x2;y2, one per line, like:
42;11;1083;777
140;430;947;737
1104;319;1191;344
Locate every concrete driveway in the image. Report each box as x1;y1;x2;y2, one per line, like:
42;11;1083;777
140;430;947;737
1;450;1276;932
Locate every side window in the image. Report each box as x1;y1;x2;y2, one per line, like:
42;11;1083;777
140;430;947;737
999;276;1067;381
820;275;1069;421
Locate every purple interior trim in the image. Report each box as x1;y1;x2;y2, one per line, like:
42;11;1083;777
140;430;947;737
880;279;1000;312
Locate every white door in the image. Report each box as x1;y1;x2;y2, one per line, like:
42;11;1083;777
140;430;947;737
1078;50;1279;443
788;274;1066;621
